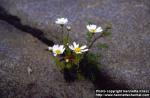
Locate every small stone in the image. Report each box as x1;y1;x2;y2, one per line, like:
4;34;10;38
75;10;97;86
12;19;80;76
27;67;32;74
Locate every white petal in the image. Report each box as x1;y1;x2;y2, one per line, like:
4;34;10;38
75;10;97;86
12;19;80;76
80;45;87;49
96;27;103;33
52;46;56;51
73;42;77;47
55;18;68;25
55;21;59;24
87;25;91;30
48;46;52;50
62;48;65;53
76;44;79;48
52;45;58;51
64;18;68;24
53;45;60;52
81;49;88;52
90;24;97;29
53;45;58;48
73;42;79;48
60;45;64;50
69;45;74;50
54;53;57;56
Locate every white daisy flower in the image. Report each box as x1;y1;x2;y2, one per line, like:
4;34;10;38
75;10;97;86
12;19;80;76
51;44;65;56
55;18;68;25
69;42;88;54
87;24;103;33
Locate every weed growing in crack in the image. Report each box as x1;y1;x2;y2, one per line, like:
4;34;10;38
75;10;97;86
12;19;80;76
48;17;112;82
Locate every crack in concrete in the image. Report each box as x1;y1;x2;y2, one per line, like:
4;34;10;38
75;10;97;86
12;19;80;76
0;6;54;46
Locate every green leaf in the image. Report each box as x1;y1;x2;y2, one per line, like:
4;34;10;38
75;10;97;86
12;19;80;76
87;21;93;25
102;24;112;36
65;63;72;69
63;36;68;45
87;52;98;62
77;73;85;80
97;43;108;49
53;57;65;70
65;46;71;55
96;53;102;58
102;31;111;36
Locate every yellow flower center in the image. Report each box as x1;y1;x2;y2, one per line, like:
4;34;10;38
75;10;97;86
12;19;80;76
90;29;96;33
75;47;81;52
55;50;61;54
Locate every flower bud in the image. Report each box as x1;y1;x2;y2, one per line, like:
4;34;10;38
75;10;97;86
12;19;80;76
65;59;69;62
66;26;71;31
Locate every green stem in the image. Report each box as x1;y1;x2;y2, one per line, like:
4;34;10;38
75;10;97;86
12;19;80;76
67;30;70;44
76;55;80;69
61;25;64;43
88;33;103;49
87;32;95;46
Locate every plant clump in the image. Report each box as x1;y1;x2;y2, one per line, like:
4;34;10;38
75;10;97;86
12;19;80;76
48;17;112;81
